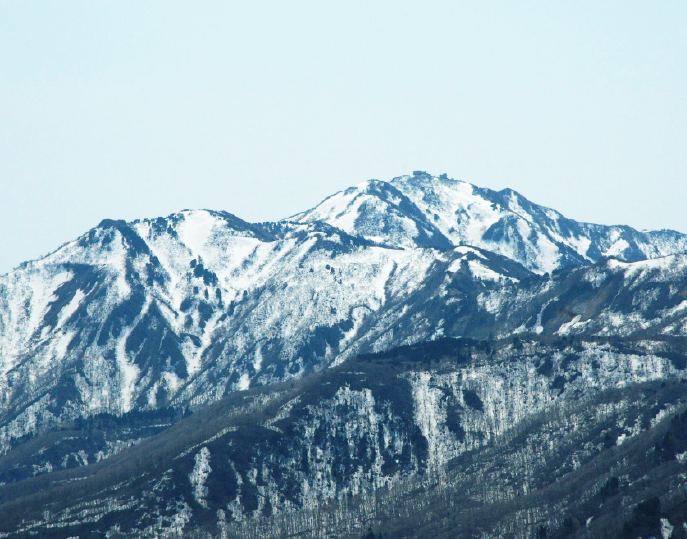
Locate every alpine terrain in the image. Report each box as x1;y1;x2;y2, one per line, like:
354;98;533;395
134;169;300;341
1;172;687;538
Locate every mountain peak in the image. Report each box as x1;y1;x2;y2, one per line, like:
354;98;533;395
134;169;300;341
293;174;687;274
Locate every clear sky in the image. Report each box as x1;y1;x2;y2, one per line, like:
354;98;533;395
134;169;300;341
1;1;686;275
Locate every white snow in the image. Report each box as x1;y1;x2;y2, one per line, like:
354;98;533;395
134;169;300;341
447;259;463;273
253;347;263;372
115;298;151;413
189;447;212;508
1;173;687;460
535;234;560;274
286;174;687;276
468;260;508;282
177;210;218;257
558;315;582;334
408;372;455;466
54;330;75;360
238;373;250;391
661;518;674;539
454;245;486;258
605;238;630;257
56;289;84;328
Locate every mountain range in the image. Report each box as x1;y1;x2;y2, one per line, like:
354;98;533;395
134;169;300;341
1;172;687;538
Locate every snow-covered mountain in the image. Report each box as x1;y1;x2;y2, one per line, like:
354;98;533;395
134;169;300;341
290;172;687;274
1;172;687;537
0;207;528;451
1;174;687;452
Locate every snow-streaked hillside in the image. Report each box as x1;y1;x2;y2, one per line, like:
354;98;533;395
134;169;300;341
3;338;686;538
0;208;530;452
2;172;687;538
290;172;687;274
1;173;687;454
476;253;687;340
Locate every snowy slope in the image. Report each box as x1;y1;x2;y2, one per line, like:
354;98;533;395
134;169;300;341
1;173;686;454
3;337;687;538
291;172;687;274
482;253;687;339
1;173;687;537
0;209;529;451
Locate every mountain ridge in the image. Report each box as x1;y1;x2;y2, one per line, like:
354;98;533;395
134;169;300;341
1;173;686;453
289;172;687;273
1;172;687;537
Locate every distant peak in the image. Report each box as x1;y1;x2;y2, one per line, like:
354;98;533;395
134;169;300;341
97;218;127;230
410;171;452;180
356;178;386;189
390;172;461;185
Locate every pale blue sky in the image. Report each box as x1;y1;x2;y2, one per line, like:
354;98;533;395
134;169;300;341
1;1;686;274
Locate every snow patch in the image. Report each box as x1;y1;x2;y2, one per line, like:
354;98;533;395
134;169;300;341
253;347;263;372
115;298;151;413
238;373;250;391
55;289;85;328
605;239;630;257
661;518;674;539
468;260;505;282
454;246;486;259
189;447;212;508
558;315;582;334
178;210;217;256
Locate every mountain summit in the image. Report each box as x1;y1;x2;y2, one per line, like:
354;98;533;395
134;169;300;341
290;172;687;274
